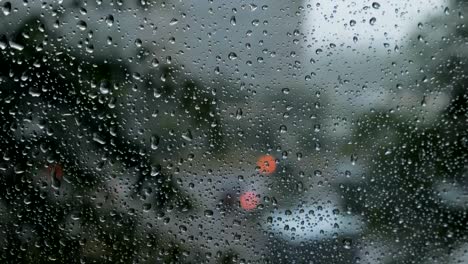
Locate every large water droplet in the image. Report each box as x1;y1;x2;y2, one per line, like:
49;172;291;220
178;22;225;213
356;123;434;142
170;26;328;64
169;18;178;25
151;58;159;67
230;16;237;26
228;52;237;60
2;2;11;16
0;35;7;50
151;165;161;177
343;238;353;249
150;135;160;149
77;20;87;31
279;125;287;133
204;210;214;217
143;203;152;212
182;129;193;141
9;41;24;51
99;80;110;94
105;15;114;26
236;108;243;120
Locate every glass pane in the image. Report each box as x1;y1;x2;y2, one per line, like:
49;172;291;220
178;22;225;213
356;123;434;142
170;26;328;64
0;0;466;263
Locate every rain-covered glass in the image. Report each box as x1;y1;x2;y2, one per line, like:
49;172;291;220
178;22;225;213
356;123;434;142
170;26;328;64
0;0;467;263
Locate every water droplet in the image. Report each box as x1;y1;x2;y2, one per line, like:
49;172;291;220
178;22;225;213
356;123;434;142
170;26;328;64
105;15;114;26
204;210;214;217
345;170;352;178
9;41;24;51
151;58;159;68
108;97;116;109
372;2;380;9
418;35;425;42
76;20;87;31
135;38;142;47
351;154;358;165
29;87;41;97
182;129;193;141
2;2;11;16
343;238;353;249
369;17;376;25
143;203;152;212
71;213;80;221
296;152;302;161
99;80;110;94
169;18;178;25
0;35;7;50
86;44;94;53
282;88;290;94
151;165;161;177
153;88;162;98
228;52;237;60
236;108;243;119
315;142;321;151
314;124;321;132
230;16;237;26
92;133;106;145
150;135;160;149
279;125;287;133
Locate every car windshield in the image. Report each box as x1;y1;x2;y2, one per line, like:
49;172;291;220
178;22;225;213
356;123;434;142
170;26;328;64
0;0;467;263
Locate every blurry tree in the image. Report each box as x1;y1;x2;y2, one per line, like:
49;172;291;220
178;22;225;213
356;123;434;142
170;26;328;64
0;6;236;262
342;0;468;262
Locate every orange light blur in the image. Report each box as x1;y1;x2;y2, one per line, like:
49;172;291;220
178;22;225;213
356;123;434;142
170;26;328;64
240;191;259;211
256;155;276;175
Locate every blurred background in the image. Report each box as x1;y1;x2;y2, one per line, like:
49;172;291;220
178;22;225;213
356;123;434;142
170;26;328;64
0;0;467;263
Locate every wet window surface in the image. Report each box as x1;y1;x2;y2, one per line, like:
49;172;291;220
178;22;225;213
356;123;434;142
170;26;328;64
0;0;467;263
